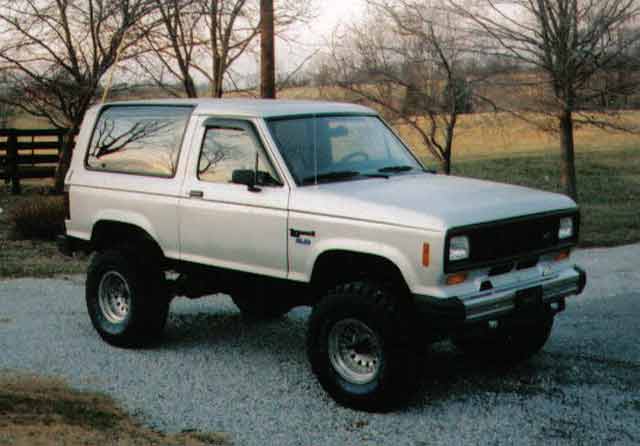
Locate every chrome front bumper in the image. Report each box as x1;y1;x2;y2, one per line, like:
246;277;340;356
461;266;586;322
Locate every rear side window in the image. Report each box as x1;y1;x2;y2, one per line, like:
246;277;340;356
86;106;192;177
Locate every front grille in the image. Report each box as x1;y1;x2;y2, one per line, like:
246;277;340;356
445;210;579;273
489;263;514;276
517;256;540;270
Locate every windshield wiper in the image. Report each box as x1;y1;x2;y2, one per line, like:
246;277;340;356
378;165;415;173
301;170;390;185
301;170;361;184
362;173;389;179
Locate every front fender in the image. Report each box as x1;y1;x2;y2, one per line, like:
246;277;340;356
287;212;445;294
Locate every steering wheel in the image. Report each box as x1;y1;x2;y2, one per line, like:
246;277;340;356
339;151;370;164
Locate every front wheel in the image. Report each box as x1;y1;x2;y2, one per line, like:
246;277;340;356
86;249;169;348
307;281;418;412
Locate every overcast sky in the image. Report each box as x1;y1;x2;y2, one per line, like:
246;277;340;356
310;0;366;35
123;0;368;86
275;0;366;73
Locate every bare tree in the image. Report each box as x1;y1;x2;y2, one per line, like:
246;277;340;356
140;0;313;98
449;0;640;200
329;0;473;174
0;0;157;192
140;0;202;98
141;0;258;98
202;0;259;97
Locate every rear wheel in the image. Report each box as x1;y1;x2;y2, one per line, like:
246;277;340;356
86;249;169;348
454;312;554;363
307;281;418;412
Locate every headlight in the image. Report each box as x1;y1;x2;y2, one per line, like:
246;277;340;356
449;236;470;261
558;217;574;240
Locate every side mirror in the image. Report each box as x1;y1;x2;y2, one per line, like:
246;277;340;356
231;169;261;192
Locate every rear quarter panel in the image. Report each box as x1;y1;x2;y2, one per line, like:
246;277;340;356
64;105;198;260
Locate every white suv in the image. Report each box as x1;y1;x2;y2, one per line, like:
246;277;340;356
59;99;586;411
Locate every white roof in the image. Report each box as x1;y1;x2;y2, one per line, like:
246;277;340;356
104;98;377;118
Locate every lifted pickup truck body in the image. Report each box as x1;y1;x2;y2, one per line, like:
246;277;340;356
60;99;586;411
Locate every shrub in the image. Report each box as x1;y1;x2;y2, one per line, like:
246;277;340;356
9;195;65;240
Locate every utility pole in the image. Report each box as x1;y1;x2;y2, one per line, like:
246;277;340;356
260;0;276;98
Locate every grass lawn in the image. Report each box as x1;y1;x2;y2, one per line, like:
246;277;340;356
0;373;230;445
0;180;87;279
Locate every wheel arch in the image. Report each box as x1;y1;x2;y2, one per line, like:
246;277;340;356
91;220;165;264
309;249;412;303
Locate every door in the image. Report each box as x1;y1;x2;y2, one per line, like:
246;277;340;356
179;117;290;279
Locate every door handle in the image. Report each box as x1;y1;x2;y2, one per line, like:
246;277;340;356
189;190;204;198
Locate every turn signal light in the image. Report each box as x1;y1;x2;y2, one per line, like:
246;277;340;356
446;272;468;286
422;243;430;267
554;250;571;262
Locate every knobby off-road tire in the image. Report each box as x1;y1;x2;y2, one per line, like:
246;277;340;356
86;249;169;348
454;312;555;363
307;281;418;412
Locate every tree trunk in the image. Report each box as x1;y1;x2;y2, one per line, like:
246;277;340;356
184;75;198;98
442;143;453;175
212;54;224;98
53;125;78;194
558;110;578;201
209;0;221;98
441;155;451;175
442;112;457;176
213;80;223;98
441;126;454;175
260;0;276;99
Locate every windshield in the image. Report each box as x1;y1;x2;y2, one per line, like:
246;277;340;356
266;115;424;185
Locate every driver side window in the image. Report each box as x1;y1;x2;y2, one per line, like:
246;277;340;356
198;122;280;185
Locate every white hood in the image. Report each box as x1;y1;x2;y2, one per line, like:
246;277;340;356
289;173;577;232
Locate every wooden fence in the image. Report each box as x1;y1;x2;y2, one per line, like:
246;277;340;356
0;129;69;194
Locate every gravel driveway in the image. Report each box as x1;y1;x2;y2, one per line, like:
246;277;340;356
1;245;639;446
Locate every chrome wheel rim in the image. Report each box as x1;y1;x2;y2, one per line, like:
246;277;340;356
98;271;131;324
328;318;382;385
